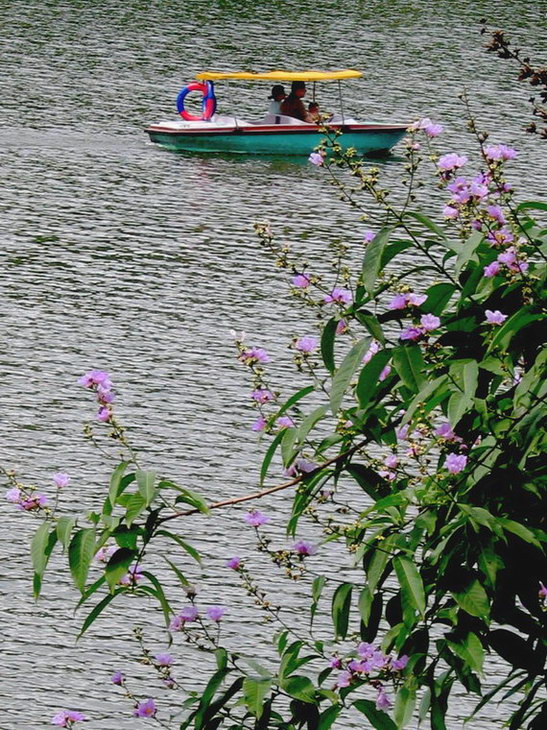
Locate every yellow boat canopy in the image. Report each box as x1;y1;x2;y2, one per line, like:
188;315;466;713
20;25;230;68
196;69;362;82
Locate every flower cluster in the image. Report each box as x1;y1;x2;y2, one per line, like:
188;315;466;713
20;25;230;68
51;710;86;727
78;370;115;423
333;642;409;711
5;486;48;512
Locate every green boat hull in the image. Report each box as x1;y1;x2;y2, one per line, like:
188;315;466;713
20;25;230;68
146;126;407;156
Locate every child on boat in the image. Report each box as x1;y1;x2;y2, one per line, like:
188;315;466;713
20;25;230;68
268;85;286;114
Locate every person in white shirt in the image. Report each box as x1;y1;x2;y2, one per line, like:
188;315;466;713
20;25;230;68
268;85;286;114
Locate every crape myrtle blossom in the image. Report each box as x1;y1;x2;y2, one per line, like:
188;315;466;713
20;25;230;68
295;336;318;354
78;370;112;390
484;143;518;161
486;204;506;225
363;340;380;363
95;545;117;563
292;272;311;288
277;415;295;429
7;488;48;510
376;688;392;711
293;540;318;556
487;227;514;247
485;309;508;325
420;314;441;331
437;152;468;173
251;415;267;432
119;565;143;586
483;261;501;278
206;605;227;622
154;653;174;667
170;605;199;631
363;230;376;243
226;556;241;570
539;582;547;603
379;365;391;381
309;152;324;166
51;710;87;727
388;292;427;310
285;458;317;477
244;510;271;527
133;699;157;718
497;247;529;274
111;671;124;686
335;319;348;335
443;205;459;219
445;453;468;474
324;287;352;305
251;388;273;404
409;117;444;137
435;422;463;444
5;487;21;503
400;327;422;342
53;472;70;488
238;347;270;365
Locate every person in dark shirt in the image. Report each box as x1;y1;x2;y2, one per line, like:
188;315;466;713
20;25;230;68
280;81;312;121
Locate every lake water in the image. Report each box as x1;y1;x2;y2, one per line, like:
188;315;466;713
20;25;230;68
1;1;546;728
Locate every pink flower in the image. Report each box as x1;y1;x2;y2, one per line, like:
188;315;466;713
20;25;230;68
51;710;87;726
486;205;506;225
5;487;21;503
293;540;318;556
483;261;501;278
292;273;311;288
277;416;295;428
295;336;318;353
309;152;324;166
154;652;174;666
497;248;516;266
397;424;409;441
363;230;376;243
388;293;407;310
407;292;427;307
53;472;71;488
379;365;391;381
423;121;444;137
336;670;352;688
226;556;241;570
335;319;348;335
437;153;468;172
119;565;143;586
485;309;508;325
376;688;392;711
133;699;157;718
391;654;409;671
96;406;111;423
252;416;267;432
420;314;440;331
363;340;380;363
324;287;352;305
111;671;124;685
206;605;226;622
78;370;112;389
244;511;270;527
95;545;117;563
20;493;48;510
329;656;342;669
400;327;422;341
239;347;270;365
251;389;273;404
484;144;517;161
384;454;398;469
445;453;467;474
443;205;459;219
539;582;547;599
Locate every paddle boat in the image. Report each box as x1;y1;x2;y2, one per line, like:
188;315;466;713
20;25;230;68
145;70;408;156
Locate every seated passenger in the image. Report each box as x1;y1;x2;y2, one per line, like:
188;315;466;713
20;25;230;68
308;101;320;122
280;81;313;122
268;85;286;115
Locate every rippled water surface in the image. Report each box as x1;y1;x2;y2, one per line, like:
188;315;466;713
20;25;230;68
1;1;546;728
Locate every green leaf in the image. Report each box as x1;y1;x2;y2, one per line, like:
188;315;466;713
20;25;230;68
68;528;96;593
353;699;397;729
160;480;209;513
393;556;426;617
78;591;118;638
405;211;448;240
516;200;547;212
311;575;327;626
243;678;271;718
108;461;131;507
401;374;449;425
422;283;456;315
394;684;417;728
330;337;370;414
31;522;51;577
452;579;490;620
358;585;373;624
282;675;316;704
392;345;425;392
136;469;156;507
321;318;338;374
141;570;172;626
260;428;286;485
454;230;483;276
276;385;315;419
447;632;484;675
365;535;395;592
447;391;474;428
487;309;543;354
105;547;137;592
462;361;479;398
156;529;201;564
356;349;393;409
281;426;299;466
498;518;541;547
318;705;343;730
361;226;393;294
56;516;75;550
125;492;146;526
295;404;329;450
162;556;189;587
331;582;353;639
194;667;233;729
356;312;385;343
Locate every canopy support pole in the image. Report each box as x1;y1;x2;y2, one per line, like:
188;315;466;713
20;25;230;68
226;81;239;129
337;80;345;124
